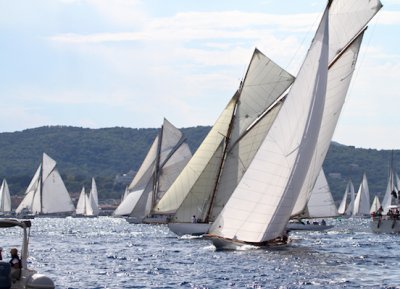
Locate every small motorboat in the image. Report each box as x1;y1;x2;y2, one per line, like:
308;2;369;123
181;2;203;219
0;218;55;289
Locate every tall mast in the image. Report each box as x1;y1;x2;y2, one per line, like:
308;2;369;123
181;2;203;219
152;124;163;208
39;155;44;214
204;89;240;223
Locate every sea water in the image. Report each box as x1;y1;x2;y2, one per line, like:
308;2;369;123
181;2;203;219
0;217;399;289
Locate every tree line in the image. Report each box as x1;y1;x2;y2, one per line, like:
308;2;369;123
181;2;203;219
0;126;398;205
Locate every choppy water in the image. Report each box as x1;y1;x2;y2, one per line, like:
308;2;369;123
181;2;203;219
1;217;399;289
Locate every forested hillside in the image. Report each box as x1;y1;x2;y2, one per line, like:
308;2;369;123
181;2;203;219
0;126;398;205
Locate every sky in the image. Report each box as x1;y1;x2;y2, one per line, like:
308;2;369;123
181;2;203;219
0;0;399;150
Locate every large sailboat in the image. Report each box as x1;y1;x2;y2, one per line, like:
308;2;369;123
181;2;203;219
15;153;75;217
205;0;382;249
0;179;12;216
113;118;192;223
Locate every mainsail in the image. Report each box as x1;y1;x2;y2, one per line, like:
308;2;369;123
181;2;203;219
353;173;371;216
0;179;12;213
156;49;295;224
16;153;75;215
290;0;383;217
113;118;192;220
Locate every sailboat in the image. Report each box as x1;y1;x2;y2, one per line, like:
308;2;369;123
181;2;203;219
380;152;399;213
89;177;100;216
15;153;75;217
287;169;337;231
352;173;371;217
371;152;400;233
75;180;99;217
204;0;382;249
157;48;295;236
337;179;355;216
113;118;192;224
0;179;12;216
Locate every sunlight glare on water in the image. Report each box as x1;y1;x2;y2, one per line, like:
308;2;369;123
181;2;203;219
0;217;398;288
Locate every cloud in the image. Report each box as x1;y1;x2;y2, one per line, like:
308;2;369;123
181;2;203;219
49;10;320;44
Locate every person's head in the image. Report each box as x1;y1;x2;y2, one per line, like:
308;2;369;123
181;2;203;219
0;247;3;253
10;248;18;256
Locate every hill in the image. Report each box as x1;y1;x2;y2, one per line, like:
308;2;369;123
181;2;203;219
0;126;398;205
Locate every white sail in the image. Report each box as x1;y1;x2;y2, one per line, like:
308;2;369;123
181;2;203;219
114;134;159;217
113;189;144;216
75;187;87;215
17;165;42;213
291;0;382;217
337;179;354;215
345;179;356;215
89;178;99;216
162;49;294;224
381;155;398;213
304;169;338;218
209;8;330;243
370;195;381;214
0;179;12;212
155;97;237;215
16;153;75;215
353;173;370;216
113;118;192;220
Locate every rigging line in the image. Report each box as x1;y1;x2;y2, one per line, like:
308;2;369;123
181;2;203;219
340;10;381;111
283;9;323;74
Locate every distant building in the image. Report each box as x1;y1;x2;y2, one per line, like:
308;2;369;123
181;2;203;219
114;170;136;186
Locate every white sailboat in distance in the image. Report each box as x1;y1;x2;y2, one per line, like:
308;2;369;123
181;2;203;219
0;179;12;215
113;118;192;223
337;179;355;216
16;153;75;217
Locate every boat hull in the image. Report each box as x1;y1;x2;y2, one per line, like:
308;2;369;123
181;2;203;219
126;215;170;224
168;222;211;236
370;217;400;233
205;234;288;251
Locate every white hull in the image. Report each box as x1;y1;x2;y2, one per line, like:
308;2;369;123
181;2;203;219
370;217;400;233
168;222;211;236
286;223;334;231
